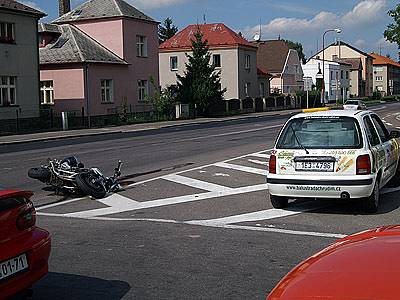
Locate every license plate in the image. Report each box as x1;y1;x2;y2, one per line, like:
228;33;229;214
0;253;28;281
296;161;334;172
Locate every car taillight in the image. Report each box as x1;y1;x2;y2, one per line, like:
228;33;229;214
356;154;371;175
269;154;277;174
16;205;36;231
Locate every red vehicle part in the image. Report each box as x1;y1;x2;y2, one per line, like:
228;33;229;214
0;190;51;300
267;226;400;300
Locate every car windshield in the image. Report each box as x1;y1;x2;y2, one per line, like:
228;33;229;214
345;100;359;105
276;116;362;149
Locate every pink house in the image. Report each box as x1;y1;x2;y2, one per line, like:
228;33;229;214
38;0;159;117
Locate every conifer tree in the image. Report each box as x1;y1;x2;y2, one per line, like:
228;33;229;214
176;29;226;116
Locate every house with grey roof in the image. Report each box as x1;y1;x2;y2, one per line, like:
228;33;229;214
39;0;159;118
0;0;45;121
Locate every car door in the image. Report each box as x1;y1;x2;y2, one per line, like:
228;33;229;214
371;114;396;185
363;115;385;184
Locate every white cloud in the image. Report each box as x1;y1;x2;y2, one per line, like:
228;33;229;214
244;0;387;37
126;0;189;9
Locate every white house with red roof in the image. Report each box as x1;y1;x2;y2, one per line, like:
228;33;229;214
159;23;268;100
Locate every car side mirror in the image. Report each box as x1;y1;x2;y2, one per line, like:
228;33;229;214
390;130;400;139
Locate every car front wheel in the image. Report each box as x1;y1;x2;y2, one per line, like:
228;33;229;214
362;179;380;213
270;194;288;209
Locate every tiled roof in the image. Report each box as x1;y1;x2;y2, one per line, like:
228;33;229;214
313;41;373;59
160;23;257;50
338;58;363;70
370;53;400;68
0;0;45;17
53;0;156;24
39;24;128;65
257;67;269;76
252;40;289;74
38;23;61;33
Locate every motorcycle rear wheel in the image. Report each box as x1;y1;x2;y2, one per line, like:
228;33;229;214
76;172;107;199
28;167;51;182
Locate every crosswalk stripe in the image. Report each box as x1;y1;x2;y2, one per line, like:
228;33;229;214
214;162;268;176
163;174;233;192
250;153;270;159
248;159;268;166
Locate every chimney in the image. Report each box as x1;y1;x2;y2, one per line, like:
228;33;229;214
59;0;71;16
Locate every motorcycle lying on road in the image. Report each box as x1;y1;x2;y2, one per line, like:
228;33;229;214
28;156;123;199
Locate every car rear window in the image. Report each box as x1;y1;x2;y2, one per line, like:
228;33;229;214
345;101;359;105
0;197;27;212
276;116;362;149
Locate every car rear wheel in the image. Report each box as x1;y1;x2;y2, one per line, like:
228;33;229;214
362;179;379;213
270;194;288;209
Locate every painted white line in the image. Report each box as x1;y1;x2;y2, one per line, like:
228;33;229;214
248;159;268;166
36;197;86;211
162;174;233;192
63;183;268;218
188;203;322;225
250;153;270;159
37;214;345;239
97;193;140;208
214;162;268;176
371;107;386;111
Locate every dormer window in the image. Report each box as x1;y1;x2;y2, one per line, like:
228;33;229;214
0;22;15;43
72;10;82;17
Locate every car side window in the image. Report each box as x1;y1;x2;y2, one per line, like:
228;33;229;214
371;115;390;143
363;116;381;146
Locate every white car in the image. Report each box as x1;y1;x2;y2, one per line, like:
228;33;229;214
267;108;400;212
343;99;367;110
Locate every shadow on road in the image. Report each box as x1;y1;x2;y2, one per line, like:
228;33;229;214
31;272;131;299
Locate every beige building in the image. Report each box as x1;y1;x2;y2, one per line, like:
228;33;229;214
159;23;266;100
312;41;373;97
370;53;400;96
0;0;45;120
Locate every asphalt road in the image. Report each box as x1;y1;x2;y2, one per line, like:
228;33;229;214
3;103;400;300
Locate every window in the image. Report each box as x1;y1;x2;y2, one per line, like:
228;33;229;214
170;56;178;71
0;76;16;106
101;79;113;103
330;71;334;79
346;71;349;79
245;54;250;69
341;70;344;79
375;67;384;72
40;81;54;104
377;86;383;91
363;116;380;146
212;54;221;68
371;114;390;143
276;117;362;149
375;76;383;81
138;80;148;101
0;22;14;43
136;35;147;57
259;82;265;97
245;82;250;97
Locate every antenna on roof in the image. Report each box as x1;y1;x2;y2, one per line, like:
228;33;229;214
203;14;206;24
253;18;262;41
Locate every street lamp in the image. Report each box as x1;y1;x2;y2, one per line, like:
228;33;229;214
322;28;341;105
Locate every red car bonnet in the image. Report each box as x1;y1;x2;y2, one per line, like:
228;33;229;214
267;226;400;300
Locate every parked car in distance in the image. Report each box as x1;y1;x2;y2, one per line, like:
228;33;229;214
343;99;367;110
0;190;51;300
266;225;400;300
267;108;400;212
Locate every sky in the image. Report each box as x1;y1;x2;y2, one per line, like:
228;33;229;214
23;0;399;60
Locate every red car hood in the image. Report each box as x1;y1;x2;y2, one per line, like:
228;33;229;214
268;226;400;300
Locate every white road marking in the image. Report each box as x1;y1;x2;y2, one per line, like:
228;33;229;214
214;162;268;176
63;183;269;218
371;106;386;111
162;174;233;192
381;186;400;195
36;197;86;211
98;193;140;208
248;159;268;166
250;153;270;159
37;214;346;239
213;173;230;177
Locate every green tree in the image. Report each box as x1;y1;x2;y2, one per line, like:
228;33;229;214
284;40;306;64
176;29;226;116
146;76;177;119
384;3;400;60
158;18;178;44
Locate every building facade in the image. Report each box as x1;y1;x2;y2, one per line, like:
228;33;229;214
159;23;263;100
311;41;373;97
0;0;45;120
303;58;350;102
370;53;400;96
39;0;159;117
254;40;304;94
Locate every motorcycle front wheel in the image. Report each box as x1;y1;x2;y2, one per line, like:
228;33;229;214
76;172;107;199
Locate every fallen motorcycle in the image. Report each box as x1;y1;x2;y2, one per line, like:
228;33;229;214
28;156;123;199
